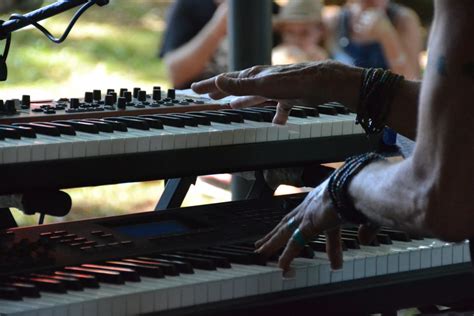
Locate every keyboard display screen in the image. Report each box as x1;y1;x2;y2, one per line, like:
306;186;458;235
115;220;190;238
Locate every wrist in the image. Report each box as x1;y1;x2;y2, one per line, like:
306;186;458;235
323;62;364;112
328;153;386;224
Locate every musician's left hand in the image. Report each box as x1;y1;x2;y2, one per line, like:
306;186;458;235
255;179;379;272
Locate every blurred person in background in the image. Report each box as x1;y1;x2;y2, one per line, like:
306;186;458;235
326;0;421;79
159;0;281;90
159;0;228;90
325;0;422;152
272;0;328;65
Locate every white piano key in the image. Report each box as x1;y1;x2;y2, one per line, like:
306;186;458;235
464;240;471;262
442;243;454;265
453;243;464;264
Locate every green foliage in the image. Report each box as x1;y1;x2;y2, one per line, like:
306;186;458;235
1;0;170;88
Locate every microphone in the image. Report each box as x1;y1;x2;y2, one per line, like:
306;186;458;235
0;0;109;40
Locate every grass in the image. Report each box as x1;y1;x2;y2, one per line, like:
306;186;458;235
1;0;171;98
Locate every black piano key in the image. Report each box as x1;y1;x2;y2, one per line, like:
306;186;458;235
127;258;179;276
207;247;266;265
0;286;22;301
81;264;141;282
187;111;231;124
288;107;307;118
89;119;127;132
317;105;338;115
15;123;61;137
14;277;67;294
308;240;326;252
175;251;231;269
341;230;380;246
167;114;199;127
299;245;315;258
103;117;149;131
138;257;194;274
126;116;164;129
63;267;125;284
221;109;263;122
379;229;411;242
31;274;83;291
247;108;275;122
145;115;185;128
214;245;270;264
41;122;76;136
0;127;22;139
295;106;319;117
208;110;244;123
179;113;211;126
53;120;99;134
81;120;114;133
106;261;164;278
326;102;350;114
54;271;99;288
195;248;253;265
3;282;40;298
154;254;216;271
0;125;36;138
375;233;392;245
313;236;349;251
342;237;360;249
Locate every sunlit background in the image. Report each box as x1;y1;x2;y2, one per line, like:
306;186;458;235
0;0;432;226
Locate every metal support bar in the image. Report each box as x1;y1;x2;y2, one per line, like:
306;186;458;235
245;171;274;200
228;0;272;71
0;208;17;229
155;177;197;211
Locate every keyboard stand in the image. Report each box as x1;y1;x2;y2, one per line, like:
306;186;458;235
155;176;197;211
0;207;17;229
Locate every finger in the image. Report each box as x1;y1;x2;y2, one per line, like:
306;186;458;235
230;96;268;109
256;210;303;258
215;73;265;96
358;222;380;245
255;208;300;249
278;221;317;271
191;76;223;95
325;227;343;270
208;90;229;100
272;102;292;125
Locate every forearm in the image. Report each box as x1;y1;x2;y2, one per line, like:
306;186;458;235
164;21;224;89
348;158;432;236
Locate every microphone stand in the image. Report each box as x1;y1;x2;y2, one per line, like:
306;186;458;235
0;0;109;81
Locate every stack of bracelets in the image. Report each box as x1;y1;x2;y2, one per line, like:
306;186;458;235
327;68;404;224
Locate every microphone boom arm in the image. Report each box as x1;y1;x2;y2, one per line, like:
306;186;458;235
0;0;109;40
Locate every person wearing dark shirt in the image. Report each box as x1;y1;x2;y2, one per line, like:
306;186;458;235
159;0;228;89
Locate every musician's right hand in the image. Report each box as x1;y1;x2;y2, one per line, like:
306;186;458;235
191;61;363;125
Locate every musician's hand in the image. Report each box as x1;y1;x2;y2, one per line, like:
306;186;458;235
254;179;381;272
254;180;344;271
191;61;362;125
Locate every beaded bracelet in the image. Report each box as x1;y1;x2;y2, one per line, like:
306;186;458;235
327;152;386;224
356;68;404;135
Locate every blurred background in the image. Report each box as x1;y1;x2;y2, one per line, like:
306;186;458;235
0;0;433;226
